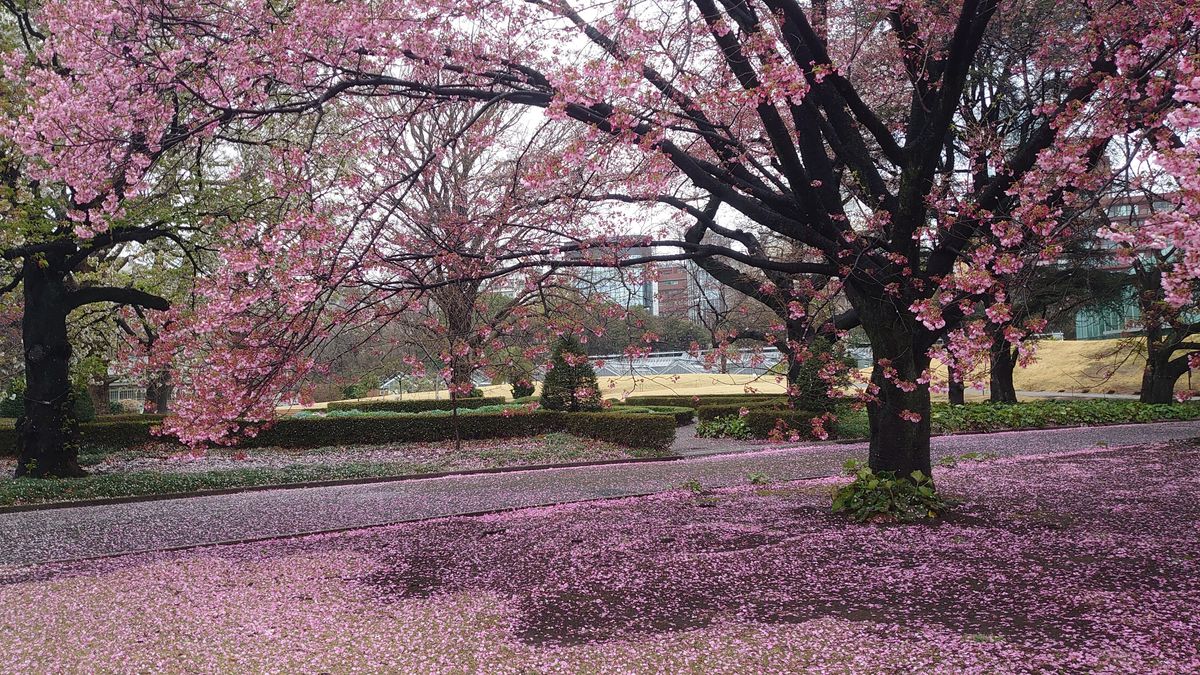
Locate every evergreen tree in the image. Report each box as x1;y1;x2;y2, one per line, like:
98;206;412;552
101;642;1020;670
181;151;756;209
540;336;601;412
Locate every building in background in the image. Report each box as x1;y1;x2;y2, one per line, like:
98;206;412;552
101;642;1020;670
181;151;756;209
568;245;655;310
1073;194;1161;339
656;265;690;318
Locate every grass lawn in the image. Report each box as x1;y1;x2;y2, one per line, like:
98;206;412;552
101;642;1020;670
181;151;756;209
292;338;1174;413
0;440;1196;672
0;433;670;508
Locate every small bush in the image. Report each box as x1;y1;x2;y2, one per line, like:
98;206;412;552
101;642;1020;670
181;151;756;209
696;415;752;439
510;379;536;400
0;380;22;418
832;460;944;522
783;336;854;413
326;397;505;413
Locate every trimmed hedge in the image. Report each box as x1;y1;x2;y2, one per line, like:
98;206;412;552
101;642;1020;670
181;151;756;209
247;411;674;451
0;410;676;455
743;409;825;439
930;400;1200;433
696;401;789;422
624;394;787;408
97;413;170;422
325;397;506;413
609;405;695;426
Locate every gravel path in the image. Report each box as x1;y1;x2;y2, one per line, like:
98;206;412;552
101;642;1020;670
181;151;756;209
2;420;1198;567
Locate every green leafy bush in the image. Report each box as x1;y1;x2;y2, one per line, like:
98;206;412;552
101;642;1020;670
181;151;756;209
832;460;944;522
748;471;770;485
510;378;536;400
0;380;23;418
540;336;602;412
785;337;853;412
72;384;96;423
696;415;752;439
325;397;505;413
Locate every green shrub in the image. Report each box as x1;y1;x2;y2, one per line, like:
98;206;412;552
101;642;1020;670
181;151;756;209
510;378;536;400
540;336;602;412
696;415;752;439
695;400;786;421
325;397;505;413
556;412;675;451
0;380;94;422
743;409;826;439
72;384;96;423
608;405;694;426
784;337;853;413
0;380;23;418
624;393;785;408
832;460;944;522
0;409;677;455
930;400;1200;433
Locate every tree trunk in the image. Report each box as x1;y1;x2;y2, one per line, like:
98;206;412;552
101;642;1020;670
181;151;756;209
144;370;172;414
947;364;966;405
1139;344;1187;404
989;337;1018;404
13;255;84;478
847;286;933;477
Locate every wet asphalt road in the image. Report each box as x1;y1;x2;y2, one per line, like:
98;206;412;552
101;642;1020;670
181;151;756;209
1;420;1197;566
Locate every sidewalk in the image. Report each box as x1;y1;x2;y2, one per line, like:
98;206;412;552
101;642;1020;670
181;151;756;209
1;420;1198;567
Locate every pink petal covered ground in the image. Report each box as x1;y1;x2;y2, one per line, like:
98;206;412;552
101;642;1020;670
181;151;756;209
1;441;1197;673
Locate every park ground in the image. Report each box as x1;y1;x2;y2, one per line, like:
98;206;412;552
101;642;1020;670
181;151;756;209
317;337;1183;407
0;434;1197;673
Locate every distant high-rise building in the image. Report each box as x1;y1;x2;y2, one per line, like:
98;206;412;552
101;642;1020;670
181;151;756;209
567;245;654;310
656;265;690;318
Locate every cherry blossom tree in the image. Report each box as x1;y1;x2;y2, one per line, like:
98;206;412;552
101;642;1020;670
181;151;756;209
12;0;1199;478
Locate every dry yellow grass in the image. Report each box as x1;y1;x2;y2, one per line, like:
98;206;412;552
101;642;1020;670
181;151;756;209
285;337;1185;412
933;337;1191;396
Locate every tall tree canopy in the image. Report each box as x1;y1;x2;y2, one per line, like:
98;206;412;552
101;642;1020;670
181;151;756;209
7;0;1199;476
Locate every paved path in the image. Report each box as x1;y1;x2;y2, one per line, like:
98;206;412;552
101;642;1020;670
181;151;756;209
670;423;773;456
2;421;1198;567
